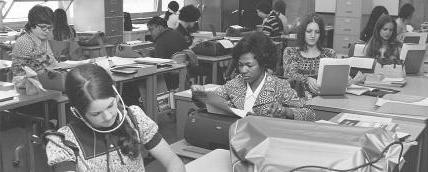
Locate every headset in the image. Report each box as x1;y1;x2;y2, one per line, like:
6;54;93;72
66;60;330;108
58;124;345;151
69;85;128;133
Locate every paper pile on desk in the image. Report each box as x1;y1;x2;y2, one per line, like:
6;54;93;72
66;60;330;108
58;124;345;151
364;74;407;87
375;94;428;107
134;57;175;65
346;84;376;95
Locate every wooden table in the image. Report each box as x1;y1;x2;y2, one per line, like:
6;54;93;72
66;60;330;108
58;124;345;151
112;63;187;122
197;54;232;84
308;76;428;172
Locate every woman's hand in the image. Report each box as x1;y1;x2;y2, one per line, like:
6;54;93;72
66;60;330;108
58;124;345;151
267;102;293;119
149;139;185;172
306;77;320;94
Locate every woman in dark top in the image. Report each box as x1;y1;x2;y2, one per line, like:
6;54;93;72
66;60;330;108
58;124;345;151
176;5;201;47
360;6;389;42
52;8;76;41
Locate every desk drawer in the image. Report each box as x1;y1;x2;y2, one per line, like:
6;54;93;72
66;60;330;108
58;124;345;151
333;34;359;54
105;17;124;36
336;0;362;17
334;17;361;35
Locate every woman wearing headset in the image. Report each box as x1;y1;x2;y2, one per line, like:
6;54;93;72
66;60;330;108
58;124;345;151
45;64;185;172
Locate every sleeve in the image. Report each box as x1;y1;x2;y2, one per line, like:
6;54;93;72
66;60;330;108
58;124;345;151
282;47;308;82
262;16;275;36
127;105;162;150
214;77;237;101
45;127;78;166
154;39;169;59
277;79;317;121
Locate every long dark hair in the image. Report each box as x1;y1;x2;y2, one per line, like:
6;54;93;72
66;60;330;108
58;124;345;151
232;32;277;72
24;5;54;32
164;1;179;21
296;13;325;51
65;64;141;159
365;15;400;61
360;6;389;42
53;8;74;41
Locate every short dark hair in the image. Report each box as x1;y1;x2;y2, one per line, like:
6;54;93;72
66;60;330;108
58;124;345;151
232;32;277;71
25;5;54;31
179;5;201;22
297;13;326;51
398;3;415;20
256;1;271;15
147;16;168;28
273;0;286;15
168;1;179;12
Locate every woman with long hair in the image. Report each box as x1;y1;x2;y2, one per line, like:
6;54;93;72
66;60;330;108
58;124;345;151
360;6;389;42
52;8;76;41
45;64;185;172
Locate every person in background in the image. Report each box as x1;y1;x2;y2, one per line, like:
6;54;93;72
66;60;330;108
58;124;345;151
11;5;56;76
282;13;336;97
164;1;180;29
256;1;283;37
272;0;288;34
360;6;389;42
45;63;185;172
176;5;201;47
192;32;316;121
52;8;75;41
365;14;401;66
147;16;187;59
396;3;415;41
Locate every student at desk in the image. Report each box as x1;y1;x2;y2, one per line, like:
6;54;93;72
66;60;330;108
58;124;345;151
256;1;283;37
396;3;415;42
360;6;389;42
365;15;402;66
11;5;57;76
192;32;316;121
176;5;201;48
45;64;185;172
282;13;336;97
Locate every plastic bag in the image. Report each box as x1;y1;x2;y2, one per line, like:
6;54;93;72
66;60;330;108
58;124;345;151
12;66;46;95
229;116;404;172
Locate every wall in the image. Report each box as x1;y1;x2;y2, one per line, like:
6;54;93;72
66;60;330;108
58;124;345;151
281;0;315;26
73;0;105;32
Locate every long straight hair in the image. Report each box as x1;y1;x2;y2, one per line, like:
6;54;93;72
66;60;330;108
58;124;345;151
53;8;74;41
65;64;141;159
296;13;325;51
365;14;400;60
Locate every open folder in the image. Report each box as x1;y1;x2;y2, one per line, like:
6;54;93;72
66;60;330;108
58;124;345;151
199;91;247;118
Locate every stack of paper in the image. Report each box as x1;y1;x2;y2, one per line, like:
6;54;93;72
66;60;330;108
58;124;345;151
134;57;175;65
346;84;376;95
364;74;407;87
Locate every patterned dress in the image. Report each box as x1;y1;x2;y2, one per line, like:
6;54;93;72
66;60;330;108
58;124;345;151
214;73;316;121
11;32;57;76
282;47;337;82
45;106;161;172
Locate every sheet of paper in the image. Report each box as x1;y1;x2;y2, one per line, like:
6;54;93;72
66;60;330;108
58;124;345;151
134;57;174;64
317;58;350;85
0;89;18;102
346;84;375;95
337;113;392;128
0;60;12;69
352;44;366;57
229;108;247;118
349;57;374;69
216;40;234;49
315;120;338;125
375;97;428;107
229;25;243;29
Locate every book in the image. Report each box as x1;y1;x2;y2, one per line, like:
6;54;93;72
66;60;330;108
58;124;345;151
337;113;397;131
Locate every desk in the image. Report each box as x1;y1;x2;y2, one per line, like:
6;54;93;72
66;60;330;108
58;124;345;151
185;149;231;172
0;90;61;172
308;76;428;172
112;63;187;122
197;54;232;84
80;44;116;58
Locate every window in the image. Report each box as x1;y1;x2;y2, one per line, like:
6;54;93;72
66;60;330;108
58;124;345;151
1;0;71;23
123;0;184;17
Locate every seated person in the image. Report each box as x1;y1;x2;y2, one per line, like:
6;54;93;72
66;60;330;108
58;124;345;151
396;3;415;42
176;5;201;48
282;13;337;97
45;64;185;172
12;5;57;76
163;1;180;29
192;32;316;121
360;6;389;42
256;1;283;37
147;16;187;59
